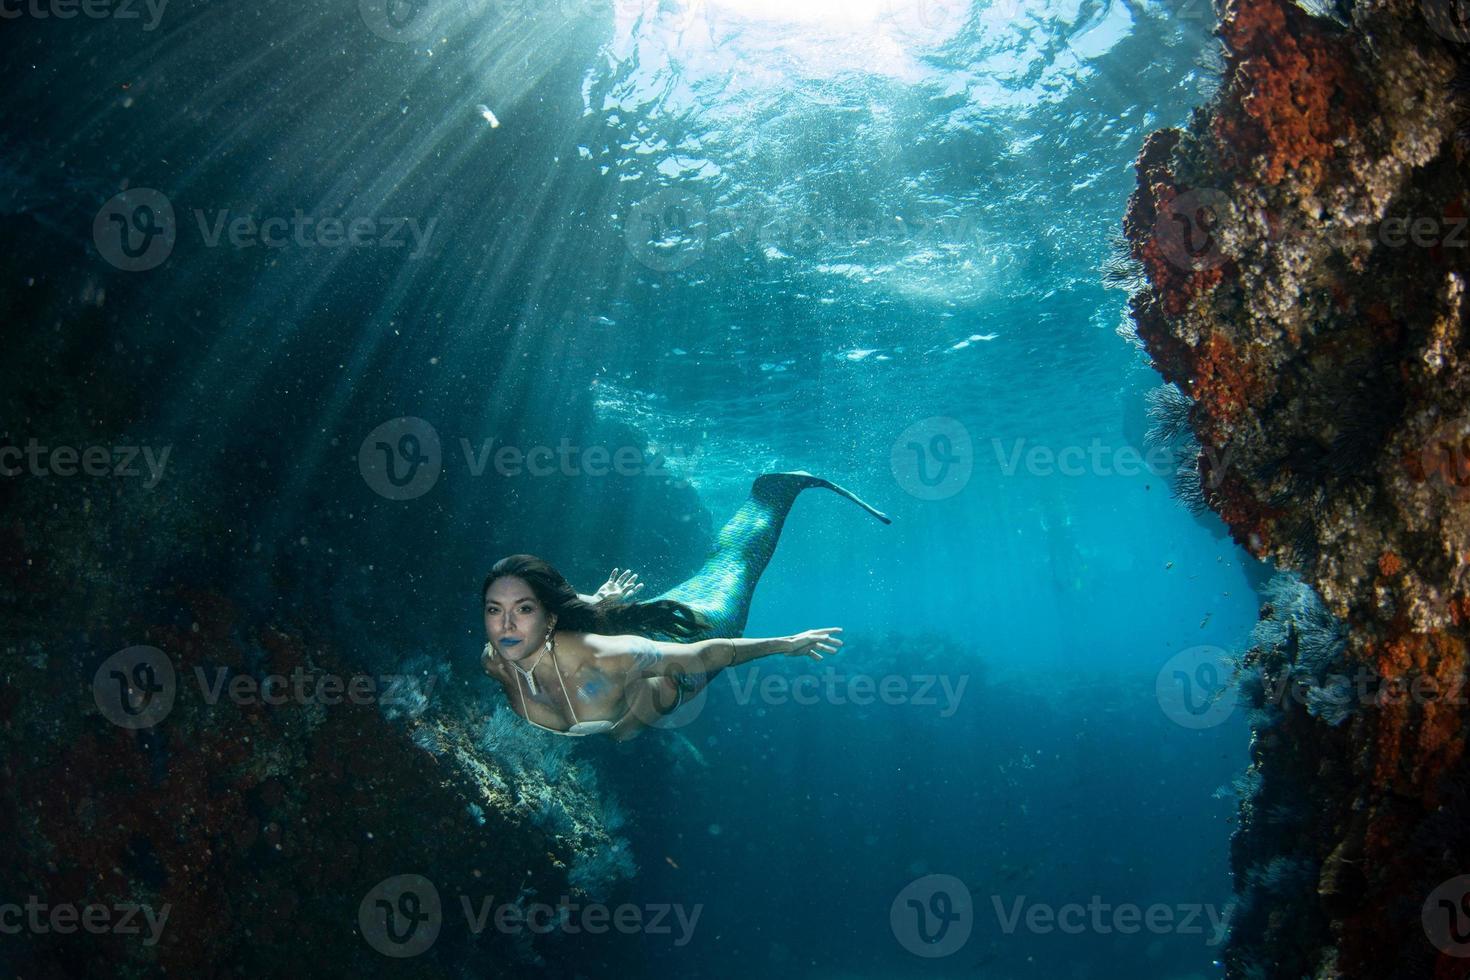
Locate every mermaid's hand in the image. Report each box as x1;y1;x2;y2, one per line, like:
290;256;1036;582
782;627;843;660
593;568;645;605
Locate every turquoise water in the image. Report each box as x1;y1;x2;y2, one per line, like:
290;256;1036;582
5;0;1265;975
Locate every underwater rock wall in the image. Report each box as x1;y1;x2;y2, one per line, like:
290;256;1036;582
0;579;636;978
1121;0;1469;976
0;233;651;977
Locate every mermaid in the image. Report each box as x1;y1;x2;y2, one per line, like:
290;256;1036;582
480;471;892;740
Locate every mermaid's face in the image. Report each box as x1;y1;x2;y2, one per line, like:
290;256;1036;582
483;575;555;662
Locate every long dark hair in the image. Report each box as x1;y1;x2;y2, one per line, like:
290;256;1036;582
481;554;710;639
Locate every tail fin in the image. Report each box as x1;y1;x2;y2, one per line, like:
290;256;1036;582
653;470;891;638
753;470;893;525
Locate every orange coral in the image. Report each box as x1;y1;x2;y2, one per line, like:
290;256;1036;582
1366;628;1469;805
1214;0;1358;189
1378;552;1403;577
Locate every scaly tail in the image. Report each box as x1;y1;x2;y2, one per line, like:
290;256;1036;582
651;470;891;640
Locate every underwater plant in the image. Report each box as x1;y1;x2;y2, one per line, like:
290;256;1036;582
1144;383;1194;446
381;654;453;722
1170;448;1212;516
536;735;574;783
1246;572;1354;725
476;704;542;774
1246;855;1318;897
531;795;576;838
569;839;637;901
1101;232;1147;294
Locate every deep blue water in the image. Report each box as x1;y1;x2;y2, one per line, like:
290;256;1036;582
4;0;1269;976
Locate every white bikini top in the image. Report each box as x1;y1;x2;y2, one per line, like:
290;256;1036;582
507;637;629;737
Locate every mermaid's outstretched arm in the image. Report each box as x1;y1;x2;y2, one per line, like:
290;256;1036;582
584;628;844;679
650;471;891;640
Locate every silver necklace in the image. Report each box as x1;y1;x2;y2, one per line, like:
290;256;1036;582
506;634;551;696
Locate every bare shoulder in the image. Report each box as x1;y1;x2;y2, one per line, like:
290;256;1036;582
570;632;661;667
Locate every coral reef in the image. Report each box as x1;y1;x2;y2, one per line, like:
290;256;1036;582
0;582;635;978
1122;0;1470;975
